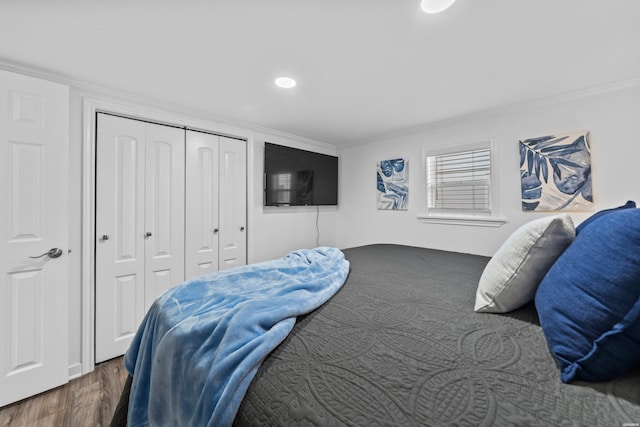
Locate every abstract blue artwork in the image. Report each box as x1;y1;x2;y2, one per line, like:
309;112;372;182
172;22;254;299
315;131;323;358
377;158;408;210
520;130;594;211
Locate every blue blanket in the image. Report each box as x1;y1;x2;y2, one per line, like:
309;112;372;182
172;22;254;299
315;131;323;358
124;247;349;427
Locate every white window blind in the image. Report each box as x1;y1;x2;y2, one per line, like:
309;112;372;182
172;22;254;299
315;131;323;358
427;147;491;214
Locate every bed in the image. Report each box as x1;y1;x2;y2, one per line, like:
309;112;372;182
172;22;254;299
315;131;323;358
112;242;640;426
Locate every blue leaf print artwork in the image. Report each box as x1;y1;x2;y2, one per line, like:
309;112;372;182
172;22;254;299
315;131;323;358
519;131;593;211
377;158;409;210
377;171;386;193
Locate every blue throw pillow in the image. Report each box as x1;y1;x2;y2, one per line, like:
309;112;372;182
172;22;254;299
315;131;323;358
575;200;635;234
535;208;640;383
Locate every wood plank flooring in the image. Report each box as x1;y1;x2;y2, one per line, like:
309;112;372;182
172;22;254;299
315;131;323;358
0;357;128;427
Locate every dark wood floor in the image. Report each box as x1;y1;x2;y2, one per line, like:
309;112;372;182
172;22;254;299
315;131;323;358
0;357;128;427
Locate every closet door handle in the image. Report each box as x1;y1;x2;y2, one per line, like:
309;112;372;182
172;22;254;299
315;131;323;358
240;226;245;232
145;232;152;237
213;228;219;233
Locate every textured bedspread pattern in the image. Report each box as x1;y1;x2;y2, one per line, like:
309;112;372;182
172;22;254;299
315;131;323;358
123;247;350;427
235;245;640;426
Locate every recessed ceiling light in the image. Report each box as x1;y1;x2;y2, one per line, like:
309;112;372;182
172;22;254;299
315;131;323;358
421;0;456;14
275;77;297;89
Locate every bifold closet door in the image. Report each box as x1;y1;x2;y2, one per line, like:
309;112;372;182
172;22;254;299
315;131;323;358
185;132;247;279
95;113;185;363
219;137;247;269
185;131;220;279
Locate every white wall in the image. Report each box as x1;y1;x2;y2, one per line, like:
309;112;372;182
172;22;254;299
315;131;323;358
336;81;640;256
64;86;338;374
249;131;338;263
9;61;639;379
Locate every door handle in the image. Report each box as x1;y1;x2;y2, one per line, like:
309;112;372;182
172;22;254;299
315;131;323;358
213;228;219;233
240;227;245;231
145;232;152;237
30;248;63;259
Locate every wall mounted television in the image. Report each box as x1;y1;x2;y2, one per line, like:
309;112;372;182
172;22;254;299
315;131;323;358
264;142;338;206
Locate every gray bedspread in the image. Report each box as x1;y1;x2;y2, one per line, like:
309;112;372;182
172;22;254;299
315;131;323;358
234;244;640;426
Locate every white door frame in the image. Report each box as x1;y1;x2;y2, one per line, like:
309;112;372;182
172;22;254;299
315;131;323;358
81;97;253;374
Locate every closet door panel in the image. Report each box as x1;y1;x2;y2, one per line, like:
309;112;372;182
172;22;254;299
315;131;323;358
185;131;219;280
144;124;185;309
95;114;146;363
219;137;247;270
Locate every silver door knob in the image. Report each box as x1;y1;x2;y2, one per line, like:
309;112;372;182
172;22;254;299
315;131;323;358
30;248;63;259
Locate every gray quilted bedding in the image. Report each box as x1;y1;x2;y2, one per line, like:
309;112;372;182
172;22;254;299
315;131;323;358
234;244;640;426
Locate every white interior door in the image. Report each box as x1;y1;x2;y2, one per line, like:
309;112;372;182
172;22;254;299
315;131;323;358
0;70;69;406
219;137;247;269
185;130;219;280
143;123;185;310
95;114;146;363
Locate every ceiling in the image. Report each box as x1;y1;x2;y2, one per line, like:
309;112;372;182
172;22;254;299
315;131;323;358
1;0;639;146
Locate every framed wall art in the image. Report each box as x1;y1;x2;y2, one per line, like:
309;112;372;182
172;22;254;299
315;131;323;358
377;158;409;210
520;130;593;211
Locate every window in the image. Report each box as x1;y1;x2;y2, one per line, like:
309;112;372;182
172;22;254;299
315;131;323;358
427;147;491;213
421;141;505;227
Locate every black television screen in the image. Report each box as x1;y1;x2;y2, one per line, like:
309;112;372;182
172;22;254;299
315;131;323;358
264;142;338;206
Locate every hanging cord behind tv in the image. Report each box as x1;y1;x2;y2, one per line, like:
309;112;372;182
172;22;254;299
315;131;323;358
316;205;320;247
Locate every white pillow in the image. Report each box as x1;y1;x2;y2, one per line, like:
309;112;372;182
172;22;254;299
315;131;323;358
474;214;575;313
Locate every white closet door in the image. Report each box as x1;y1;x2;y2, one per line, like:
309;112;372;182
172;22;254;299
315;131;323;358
0;70;69;406
95;114;146;363
185;131;219;280
95;115;185;362
143;124;185;310
219;137;247;270
95;116;244;362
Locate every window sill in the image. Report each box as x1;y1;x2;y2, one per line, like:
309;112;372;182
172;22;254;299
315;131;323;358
417;214;507;228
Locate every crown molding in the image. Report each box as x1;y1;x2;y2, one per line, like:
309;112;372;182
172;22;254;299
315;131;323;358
356;75;640;147
0;57;337;152
3;57;638;152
